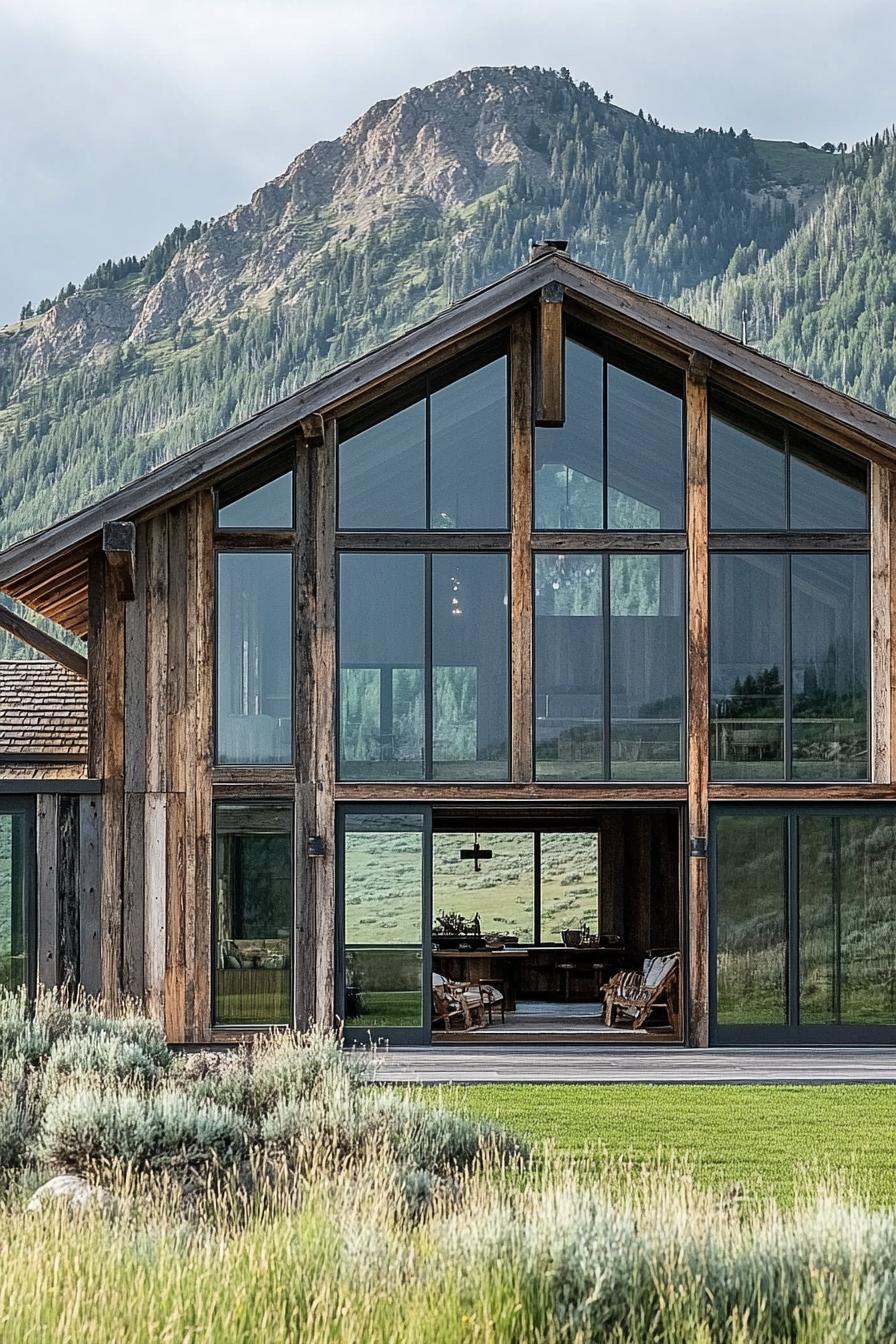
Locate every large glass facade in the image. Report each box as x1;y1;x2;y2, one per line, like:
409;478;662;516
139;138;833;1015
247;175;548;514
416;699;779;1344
339;552;508;781
342;812;425;1032
338;354;508;532
535;552;684;780
214;802;292;1026
0;801;31;994
216;552;293;765
534;337;684;531
711;553;868;781
217;468;294;530
713;807;896;1039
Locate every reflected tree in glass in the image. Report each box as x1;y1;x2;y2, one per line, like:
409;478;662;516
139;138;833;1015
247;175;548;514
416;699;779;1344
791;554;868;780
214;803;291;1026
715;813;788;1026
343;813;424;1030
338;554;425;780
710;554;786;780
431;553;508;780
0;808;29;992
609;553;683;779
535;554;603;779
799;813;896;1026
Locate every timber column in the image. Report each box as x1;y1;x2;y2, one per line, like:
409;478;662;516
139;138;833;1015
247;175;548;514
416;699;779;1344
686;353;710;1047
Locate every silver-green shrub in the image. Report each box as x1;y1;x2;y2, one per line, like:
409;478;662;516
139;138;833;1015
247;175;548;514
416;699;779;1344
40;1090;246;1171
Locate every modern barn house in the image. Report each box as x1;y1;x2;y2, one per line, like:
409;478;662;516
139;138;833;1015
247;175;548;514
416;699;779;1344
0;244;894;1048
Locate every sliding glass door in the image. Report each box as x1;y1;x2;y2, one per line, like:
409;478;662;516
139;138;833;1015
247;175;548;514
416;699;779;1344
711;805;896;1042
338;809;431;1044
0;799;34;995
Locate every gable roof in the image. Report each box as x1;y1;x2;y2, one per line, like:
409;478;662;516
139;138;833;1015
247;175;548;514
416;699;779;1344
0;659;87;777
2;248;895;637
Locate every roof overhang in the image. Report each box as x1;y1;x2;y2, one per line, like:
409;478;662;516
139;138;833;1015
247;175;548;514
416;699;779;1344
3;249;896;638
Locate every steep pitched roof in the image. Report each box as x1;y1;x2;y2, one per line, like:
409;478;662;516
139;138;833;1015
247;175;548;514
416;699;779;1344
0;659;88;777
1;249;895;637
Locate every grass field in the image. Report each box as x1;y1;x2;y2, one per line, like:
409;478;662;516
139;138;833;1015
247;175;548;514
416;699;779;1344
446;1083;896;1203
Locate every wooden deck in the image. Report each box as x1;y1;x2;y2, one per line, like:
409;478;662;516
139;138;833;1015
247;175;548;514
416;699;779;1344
367;1045;896;1085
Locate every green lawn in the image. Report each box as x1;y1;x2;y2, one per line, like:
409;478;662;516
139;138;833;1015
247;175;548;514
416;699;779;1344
444;1083;896;1203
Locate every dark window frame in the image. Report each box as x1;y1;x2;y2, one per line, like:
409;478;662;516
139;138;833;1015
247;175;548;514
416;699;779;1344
532;549;688;784
533;319;687;534
215;448;297;532
336;336;512;535
0;795;36;999
710;802;896;1045
709;548;871;783
211;796;295;1029
336;549;512;783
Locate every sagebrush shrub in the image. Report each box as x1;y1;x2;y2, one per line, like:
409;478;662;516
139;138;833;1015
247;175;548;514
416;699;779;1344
40;1089;247;1171
44;1033;166;1091
0;1058;43;1168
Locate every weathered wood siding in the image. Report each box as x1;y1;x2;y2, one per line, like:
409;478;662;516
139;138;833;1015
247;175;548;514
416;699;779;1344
35;792;101;994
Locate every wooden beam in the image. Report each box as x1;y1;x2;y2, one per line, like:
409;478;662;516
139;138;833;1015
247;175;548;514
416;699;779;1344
103;521;136;601
510;312;534;783
535;282;565;427
686;353;710;1048
313;421;338;1027
0;601;87;679
871;464;892;784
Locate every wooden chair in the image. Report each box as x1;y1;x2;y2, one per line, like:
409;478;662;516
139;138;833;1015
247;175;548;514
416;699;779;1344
603;953;680;1032
431;973;486;1032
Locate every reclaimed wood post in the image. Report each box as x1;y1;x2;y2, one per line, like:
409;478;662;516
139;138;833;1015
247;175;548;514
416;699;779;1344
870;464;892;783
313;419;337;1026
686;354;710;1048
510;311;534;783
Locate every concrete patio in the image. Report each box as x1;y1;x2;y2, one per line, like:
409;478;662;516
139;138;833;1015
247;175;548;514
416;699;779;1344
367;1046;896;1085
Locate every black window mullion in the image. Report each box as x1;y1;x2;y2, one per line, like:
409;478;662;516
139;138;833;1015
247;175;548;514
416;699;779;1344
602;360;609;531
425;375;433;529
788;812;800;1029
603;552;611;780
424;553;433;780
784;552;793;780
534;832;542;946
832;814;842;1024
784;426;792;530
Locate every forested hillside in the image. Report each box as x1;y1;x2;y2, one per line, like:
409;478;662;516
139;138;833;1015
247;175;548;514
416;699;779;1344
0;65;831;557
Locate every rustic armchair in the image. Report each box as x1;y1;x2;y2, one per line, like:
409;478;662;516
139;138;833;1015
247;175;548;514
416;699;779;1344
603;953;680;1032
431;973;504;1031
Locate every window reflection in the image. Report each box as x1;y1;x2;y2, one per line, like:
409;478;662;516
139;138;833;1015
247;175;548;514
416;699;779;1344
216;553;293;765
606;363;683;529
214;802;291;1026
0;805;30;993
711;554;786;780
343;813;424;1030
715;813;788;1027
430;359;508;530
790;438;868;530
338;554;425;780
534;340;603;529
535;555;603;780
217;469;294;530
338;399;426;530
710;412;786;530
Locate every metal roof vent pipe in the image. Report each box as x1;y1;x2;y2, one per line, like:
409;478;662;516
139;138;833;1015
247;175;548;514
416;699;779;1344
529;239;568;262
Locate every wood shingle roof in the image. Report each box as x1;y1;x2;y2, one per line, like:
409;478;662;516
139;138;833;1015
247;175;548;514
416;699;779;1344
0;659;87;777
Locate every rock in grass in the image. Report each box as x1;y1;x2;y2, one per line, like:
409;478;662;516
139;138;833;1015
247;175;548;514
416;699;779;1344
26;1174;117;1216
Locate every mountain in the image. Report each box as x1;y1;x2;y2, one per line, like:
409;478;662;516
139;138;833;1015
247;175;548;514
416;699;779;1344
0;64;866;564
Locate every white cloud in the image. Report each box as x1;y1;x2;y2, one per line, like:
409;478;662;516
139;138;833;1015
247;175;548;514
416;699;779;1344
0;0;893;318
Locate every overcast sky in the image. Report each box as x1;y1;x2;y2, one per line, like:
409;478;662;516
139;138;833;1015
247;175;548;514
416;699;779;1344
1;0;892;321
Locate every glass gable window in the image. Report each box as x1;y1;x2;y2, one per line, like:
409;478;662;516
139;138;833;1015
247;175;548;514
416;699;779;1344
713;807;896;1039
216;552;293;765
343;812;425;1032
338;552;508;781
214;802;292;1026
338;352;508;532
710;400;869;531
217;467;294;529
535;552;684;780
0;801;32;994
711;553;868;781
534;337;684;531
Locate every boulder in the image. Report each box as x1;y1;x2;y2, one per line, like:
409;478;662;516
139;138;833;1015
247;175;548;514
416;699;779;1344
26;1174;117;1216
